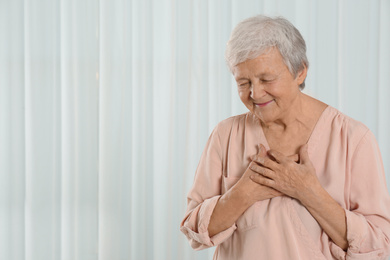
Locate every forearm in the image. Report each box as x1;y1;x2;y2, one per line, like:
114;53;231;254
301;185;348;251
208;186;252;237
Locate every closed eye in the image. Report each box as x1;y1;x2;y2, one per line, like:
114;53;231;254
261;79;275;83
238;82;250;88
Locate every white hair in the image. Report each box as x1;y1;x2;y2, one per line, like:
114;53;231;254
225;15;309;89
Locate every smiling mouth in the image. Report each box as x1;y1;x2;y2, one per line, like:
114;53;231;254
255;100;273;107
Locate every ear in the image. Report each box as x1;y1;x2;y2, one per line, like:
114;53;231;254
296;63;308;86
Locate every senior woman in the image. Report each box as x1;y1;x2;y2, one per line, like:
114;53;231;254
180;15;390;259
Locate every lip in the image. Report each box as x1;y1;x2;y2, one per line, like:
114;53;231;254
254;100;273;107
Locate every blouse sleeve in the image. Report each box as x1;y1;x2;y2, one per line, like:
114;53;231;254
330;130;390;259
180;125;237;250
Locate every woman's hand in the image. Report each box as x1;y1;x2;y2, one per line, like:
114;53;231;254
233;145;283;205
249;144;348;250
249;144;321;204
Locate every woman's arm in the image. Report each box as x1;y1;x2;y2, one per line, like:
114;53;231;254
298;179;348;250
250;144;348;250
250;139;390;258
208;162;282;237
181;133;282;249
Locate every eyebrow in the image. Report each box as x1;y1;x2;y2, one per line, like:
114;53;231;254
235;77;249;81
235;73;274;81
255;73;274;78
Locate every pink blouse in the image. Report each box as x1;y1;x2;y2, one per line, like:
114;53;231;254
180;106;390;259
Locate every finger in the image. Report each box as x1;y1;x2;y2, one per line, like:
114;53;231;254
249;162;276;179
251;155;279;170
257;144;267;157
267;149;288;164
287;154;299;163
299;144;311;165
250;174;276;188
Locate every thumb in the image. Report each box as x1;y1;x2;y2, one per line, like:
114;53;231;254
299;144;310;164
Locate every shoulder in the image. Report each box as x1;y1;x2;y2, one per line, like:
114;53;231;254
326;106;369;137
212;112;253;138
325;106;371;147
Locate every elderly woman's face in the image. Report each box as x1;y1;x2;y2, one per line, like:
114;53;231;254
233;47;307;124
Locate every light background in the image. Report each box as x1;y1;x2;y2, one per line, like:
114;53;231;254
0;0;389;259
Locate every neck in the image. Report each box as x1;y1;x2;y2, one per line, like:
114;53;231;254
260;93;317;133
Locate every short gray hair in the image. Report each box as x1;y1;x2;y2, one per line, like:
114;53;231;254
225;15;309;89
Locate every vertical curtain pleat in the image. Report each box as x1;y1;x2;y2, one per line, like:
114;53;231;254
0;1;25;260
0;0;389;260
341;0;376;129
151;1;176;258
99;0;134;258
308;0;338;104
24;0;61;259
129;0;155;259
60;0;99;259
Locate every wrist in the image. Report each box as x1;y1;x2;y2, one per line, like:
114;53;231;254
298;182;327;210
227;182;255;208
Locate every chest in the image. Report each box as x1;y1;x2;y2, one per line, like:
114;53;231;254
264;128;312;157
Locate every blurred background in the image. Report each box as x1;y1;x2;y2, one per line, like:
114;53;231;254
0;0;389;259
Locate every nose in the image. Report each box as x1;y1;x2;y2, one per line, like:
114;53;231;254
250;82;266;100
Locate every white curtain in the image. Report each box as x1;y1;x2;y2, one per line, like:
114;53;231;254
0;0;389;259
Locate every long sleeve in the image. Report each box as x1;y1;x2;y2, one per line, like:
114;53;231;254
330;130;390;259
180;125;237;250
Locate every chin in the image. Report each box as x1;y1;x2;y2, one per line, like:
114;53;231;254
252;110;277;124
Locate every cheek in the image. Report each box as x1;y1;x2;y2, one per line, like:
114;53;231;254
266;82;293;99
238;90;253;108
238;90;247;101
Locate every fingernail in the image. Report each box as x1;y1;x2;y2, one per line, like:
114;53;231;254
259;145;263;152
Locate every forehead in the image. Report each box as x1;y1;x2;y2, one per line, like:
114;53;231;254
233;48;287;79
